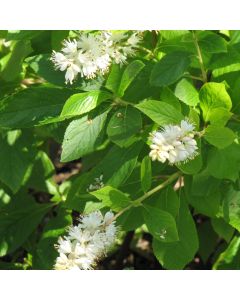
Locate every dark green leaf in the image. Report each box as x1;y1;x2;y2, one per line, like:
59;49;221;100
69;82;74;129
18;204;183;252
143;205;179;243
107;106;142;147
140;156;152;193
150;51;191;87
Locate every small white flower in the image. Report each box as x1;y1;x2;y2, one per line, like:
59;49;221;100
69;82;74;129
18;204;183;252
127;33;142;47
87;175;104;192
149;120;198;164
51;31;142;84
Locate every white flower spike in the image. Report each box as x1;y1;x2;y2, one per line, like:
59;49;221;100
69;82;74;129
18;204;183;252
55;210;117;270
149;120;198;165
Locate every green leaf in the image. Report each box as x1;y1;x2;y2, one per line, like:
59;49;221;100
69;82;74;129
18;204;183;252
188;170;221;217
0;131;35;193
0;86;74;128
61;90;111;118
61;108;109;162
223;187;240;232
160;30;189;40
51;30;69;51
160;87;181;111
65;142;142;210
150;51;191;87
140;156;152;193
33;208;72;269
118;60;145;97
198;221;218;263
0;196;52;257
0;40;32;82
152;196;198;269
6;30;43;40
211;218;234;243
123;62;160;103
117;206;144;231
26;54;66;86
198;32;227;54
136;100;183;125
207;144;240;181
199;82;232;122
207;107;232;126
105;64;123;94
213;236;240;270
204;125;235;149
143;205;179;243
147;186;180;218
107;106;142;147
25;151;56;193
90;186;131;212
175;78;199;106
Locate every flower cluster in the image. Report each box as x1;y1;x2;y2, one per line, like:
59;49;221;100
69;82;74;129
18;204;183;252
149;120;198;164
87;175;104;192
55;211;117;270
51;31;142;84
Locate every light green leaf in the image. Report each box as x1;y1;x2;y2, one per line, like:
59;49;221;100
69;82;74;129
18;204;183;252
207;107;232;126
61;90;111;118
204;125;235;149
150;51;191;87
213;236;240;270
61;108;109;162
135;100;183;125
175;78;199;106
199;82;232;122
91;186;131;212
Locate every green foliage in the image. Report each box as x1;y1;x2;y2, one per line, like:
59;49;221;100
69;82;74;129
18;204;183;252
91;186;131;212
1;30;240;270
150;51;191;86
61;107;109;162
136;100;183;125
107;106;142;147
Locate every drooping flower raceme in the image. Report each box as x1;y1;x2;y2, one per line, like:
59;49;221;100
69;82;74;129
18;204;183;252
51;31;142;84
55;211;117;270
149;120;198;164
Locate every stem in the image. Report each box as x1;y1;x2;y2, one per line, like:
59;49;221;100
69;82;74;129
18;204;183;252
109;171;181;223
133;171;181;205
192;31;207;83
184;73;204;82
